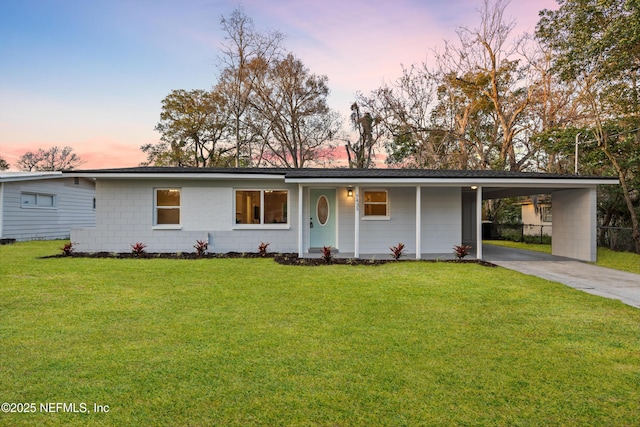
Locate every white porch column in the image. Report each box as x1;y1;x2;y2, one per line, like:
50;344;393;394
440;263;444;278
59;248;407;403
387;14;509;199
415;186;421;259
354;185;360;258
476;185;483;260
298;183;304;258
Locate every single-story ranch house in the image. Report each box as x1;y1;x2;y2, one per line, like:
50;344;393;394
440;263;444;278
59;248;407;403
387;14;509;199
64;167;618;262
0;171;96;242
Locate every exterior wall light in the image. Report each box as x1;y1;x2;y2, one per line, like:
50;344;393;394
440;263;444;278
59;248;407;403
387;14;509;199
347;187;353;197
471;185;478;190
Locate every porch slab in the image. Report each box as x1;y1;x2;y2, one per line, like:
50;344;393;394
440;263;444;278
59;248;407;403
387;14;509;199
303;252;461;261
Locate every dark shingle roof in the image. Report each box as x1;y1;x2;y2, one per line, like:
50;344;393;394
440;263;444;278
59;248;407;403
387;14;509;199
67;166;614;181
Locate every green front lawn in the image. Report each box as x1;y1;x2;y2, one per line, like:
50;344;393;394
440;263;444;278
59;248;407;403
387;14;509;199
485;240;640;274
1;241;639;426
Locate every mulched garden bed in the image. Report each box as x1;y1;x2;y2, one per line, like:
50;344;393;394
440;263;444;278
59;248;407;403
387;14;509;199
44;251;496;267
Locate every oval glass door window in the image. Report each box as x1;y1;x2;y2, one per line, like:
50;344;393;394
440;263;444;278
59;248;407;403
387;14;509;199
316;195;329;226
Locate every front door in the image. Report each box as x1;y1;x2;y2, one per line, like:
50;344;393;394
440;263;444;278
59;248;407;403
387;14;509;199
310;189;336;250
462;191;477;245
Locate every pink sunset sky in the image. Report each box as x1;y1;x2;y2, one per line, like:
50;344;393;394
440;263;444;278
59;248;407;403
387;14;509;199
0;0;558;170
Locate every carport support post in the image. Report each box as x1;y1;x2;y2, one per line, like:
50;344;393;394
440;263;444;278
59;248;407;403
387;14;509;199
298;184;304;258
354;186;360;258
416;186;421;259
476;185;483;260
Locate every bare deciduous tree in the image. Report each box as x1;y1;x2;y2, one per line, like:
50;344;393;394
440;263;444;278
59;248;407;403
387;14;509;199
439;0;536;171
218;6;285;167
249;53;340;168
17;146;83;171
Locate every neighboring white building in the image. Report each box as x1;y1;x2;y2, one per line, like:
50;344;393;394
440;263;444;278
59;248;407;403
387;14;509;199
519;195;553;237
65;167;618;262
0;172;95;242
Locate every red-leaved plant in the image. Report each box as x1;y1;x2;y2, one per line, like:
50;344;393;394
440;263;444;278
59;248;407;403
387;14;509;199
453;244;472;259
258;242;270;257
389;242;406;260
194;240;208;257
322;246;333;264
131;242;147;256
60;241;75;256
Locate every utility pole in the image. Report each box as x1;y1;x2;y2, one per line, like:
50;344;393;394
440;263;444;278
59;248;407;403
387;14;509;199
574;132;581;175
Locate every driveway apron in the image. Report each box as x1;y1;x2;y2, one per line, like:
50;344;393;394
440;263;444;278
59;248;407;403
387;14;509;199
483;244;640;309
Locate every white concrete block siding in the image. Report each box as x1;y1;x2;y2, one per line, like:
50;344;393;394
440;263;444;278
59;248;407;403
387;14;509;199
421;187;462;253
552;188;597;262
72;180;463;255
72;179;300;254
67;169;612;262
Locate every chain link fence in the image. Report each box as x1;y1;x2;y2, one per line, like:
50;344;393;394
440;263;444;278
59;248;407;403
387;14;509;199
483;223;552;244
597;227;636;252
487;223;636;252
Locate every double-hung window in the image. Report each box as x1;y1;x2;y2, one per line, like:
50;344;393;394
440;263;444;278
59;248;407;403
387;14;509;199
155;188;181;226
362;190;389;219
235;189;288;226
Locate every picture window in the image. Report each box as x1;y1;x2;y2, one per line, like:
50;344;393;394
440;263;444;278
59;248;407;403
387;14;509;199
235;190;288;225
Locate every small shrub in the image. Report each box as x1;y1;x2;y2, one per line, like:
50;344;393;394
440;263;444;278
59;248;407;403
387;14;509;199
60;241;75;256
194;240;208;257
258;242;270;257
453;244;472;259
322;246;333;264
389;242;406;260
131;242;147;256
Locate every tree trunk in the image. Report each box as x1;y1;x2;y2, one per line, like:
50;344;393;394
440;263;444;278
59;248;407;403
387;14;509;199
603;147;640;253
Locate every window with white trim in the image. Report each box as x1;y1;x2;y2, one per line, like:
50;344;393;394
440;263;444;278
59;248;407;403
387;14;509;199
362;190;389;219
235;189;288;225
21;192;57;209
155;188;181;225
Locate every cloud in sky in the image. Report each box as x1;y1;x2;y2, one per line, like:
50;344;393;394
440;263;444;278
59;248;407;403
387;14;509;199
0;0;557;169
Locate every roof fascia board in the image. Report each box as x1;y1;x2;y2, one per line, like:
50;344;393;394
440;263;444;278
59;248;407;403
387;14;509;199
0;172;63;183
284;177;619;186
64;172;287;181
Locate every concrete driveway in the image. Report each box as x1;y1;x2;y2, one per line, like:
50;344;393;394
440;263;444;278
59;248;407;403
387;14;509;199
483;244;640;309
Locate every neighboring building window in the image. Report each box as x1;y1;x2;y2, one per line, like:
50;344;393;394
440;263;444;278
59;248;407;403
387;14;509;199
541;206;552;223
235;190;288;225
155;188;181;225
21;192;57;209
362;190;389;218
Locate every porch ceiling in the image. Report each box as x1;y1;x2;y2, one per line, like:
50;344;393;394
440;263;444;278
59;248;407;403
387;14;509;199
476;186;576;200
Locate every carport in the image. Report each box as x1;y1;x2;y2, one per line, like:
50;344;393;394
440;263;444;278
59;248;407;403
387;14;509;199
460;174;618;262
